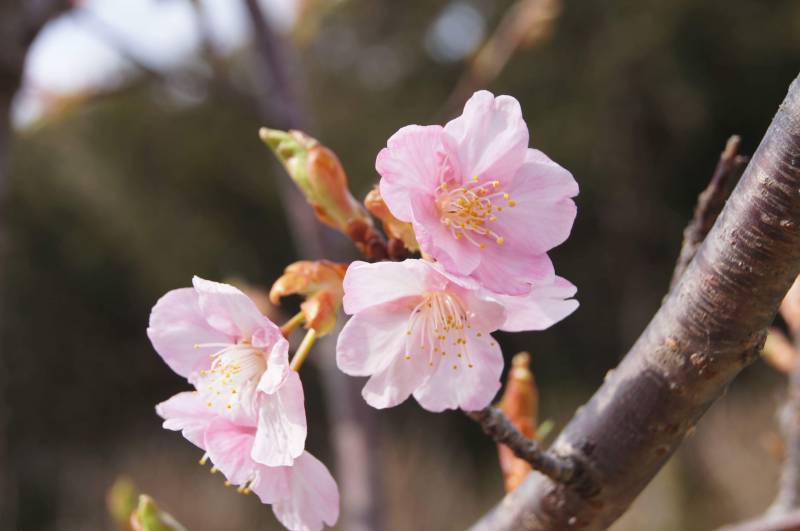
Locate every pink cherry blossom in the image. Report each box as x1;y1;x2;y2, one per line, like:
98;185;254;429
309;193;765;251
336;259;502;412
147;276;305;466
156;390;339;531
377;90;578;295
336;260;578;412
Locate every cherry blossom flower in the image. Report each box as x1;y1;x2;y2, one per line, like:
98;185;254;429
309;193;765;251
147;276;305;467
335;260;577;411
377;90;578;295
156;390;339;531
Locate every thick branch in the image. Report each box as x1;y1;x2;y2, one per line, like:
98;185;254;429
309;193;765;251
471;73;800;530
769;340;800;514
716;510;800;531
468;407;579;487
669;135;749;288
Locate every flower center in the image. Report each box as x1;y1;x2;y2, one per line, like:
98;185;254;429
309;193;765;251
404;291;480;370
194;341;267;414
435;175;516;248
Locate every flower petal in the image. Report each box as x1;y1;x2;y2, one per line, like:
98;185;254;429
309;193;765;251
204;418;258;485
147;288;228;379
155;391;215;448
443;90;528;183
337;301;410;377
256;334;291;395
252;371;307;467
342;260;442;315
413;334;503;412
494;276;579;332
251;452;340;531
193;276;277;340
471;251;555;296
409;194;481;276
492;148;578;255
361;347;432;409
377;124;446;221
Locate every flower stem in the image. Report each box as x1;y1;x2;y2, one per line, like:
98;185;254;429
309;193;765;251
290;328;317;371
280;311;305;337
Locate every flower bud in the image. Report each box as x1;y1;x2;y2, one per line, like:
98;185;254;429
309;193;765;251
130;495;186;531
364;186;419;254
107;477;137;530
497;352;539;492
270;260;348;337
260;128;383;255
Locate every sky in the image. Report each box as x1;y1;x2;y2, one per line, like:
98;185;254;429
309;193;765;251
15;0;486;125
15;0;300;125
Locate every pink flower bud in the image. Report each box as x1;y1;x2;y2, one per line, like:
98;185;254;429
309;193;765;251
270;260;347;337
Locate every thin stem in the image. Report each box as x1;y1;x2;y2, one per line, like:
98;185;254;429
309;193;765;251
290;328;317;371
669;135;748;290
280;311;305;337
467;407;584;489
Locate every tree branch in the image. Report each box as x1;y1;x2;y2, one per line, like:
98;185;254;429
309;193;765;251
438;0;561;120
468;407;582;488
770;346;800;515
669;135;749;289
470;73;800;531
716;510;800;531
242;4;385;530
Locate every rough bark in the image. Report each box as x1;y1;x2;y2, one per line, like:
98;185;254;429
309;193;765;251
470;73;800;530
669;135;749;289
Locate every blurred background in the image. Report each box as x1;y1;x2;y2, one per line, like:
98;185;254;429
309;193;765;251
2;0;800;529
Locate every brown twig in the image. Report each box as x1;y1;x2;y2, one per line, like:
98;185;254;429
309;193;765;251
468;407;583;489
242;4;385;530
772;355;800;514
438;0;561;120
716;510;800;531
470;73;800;531
669;135;749;289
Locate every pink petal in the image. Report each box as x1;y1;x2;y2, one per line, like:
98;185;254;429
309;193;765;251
377;124;446;221
256;334;291;395
443;91;528;183
494;276;579;332
460;291;507;333
342;260;443;315
204;418;258;485
492;148;578;255
361;348;432;409
470;251;555;296
252;371;307;467
192;276;277;340
409;194;481;276
147;288;228;379
336;301;411;377
155;391;215;448
413;334;503;412
251;452;340;531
